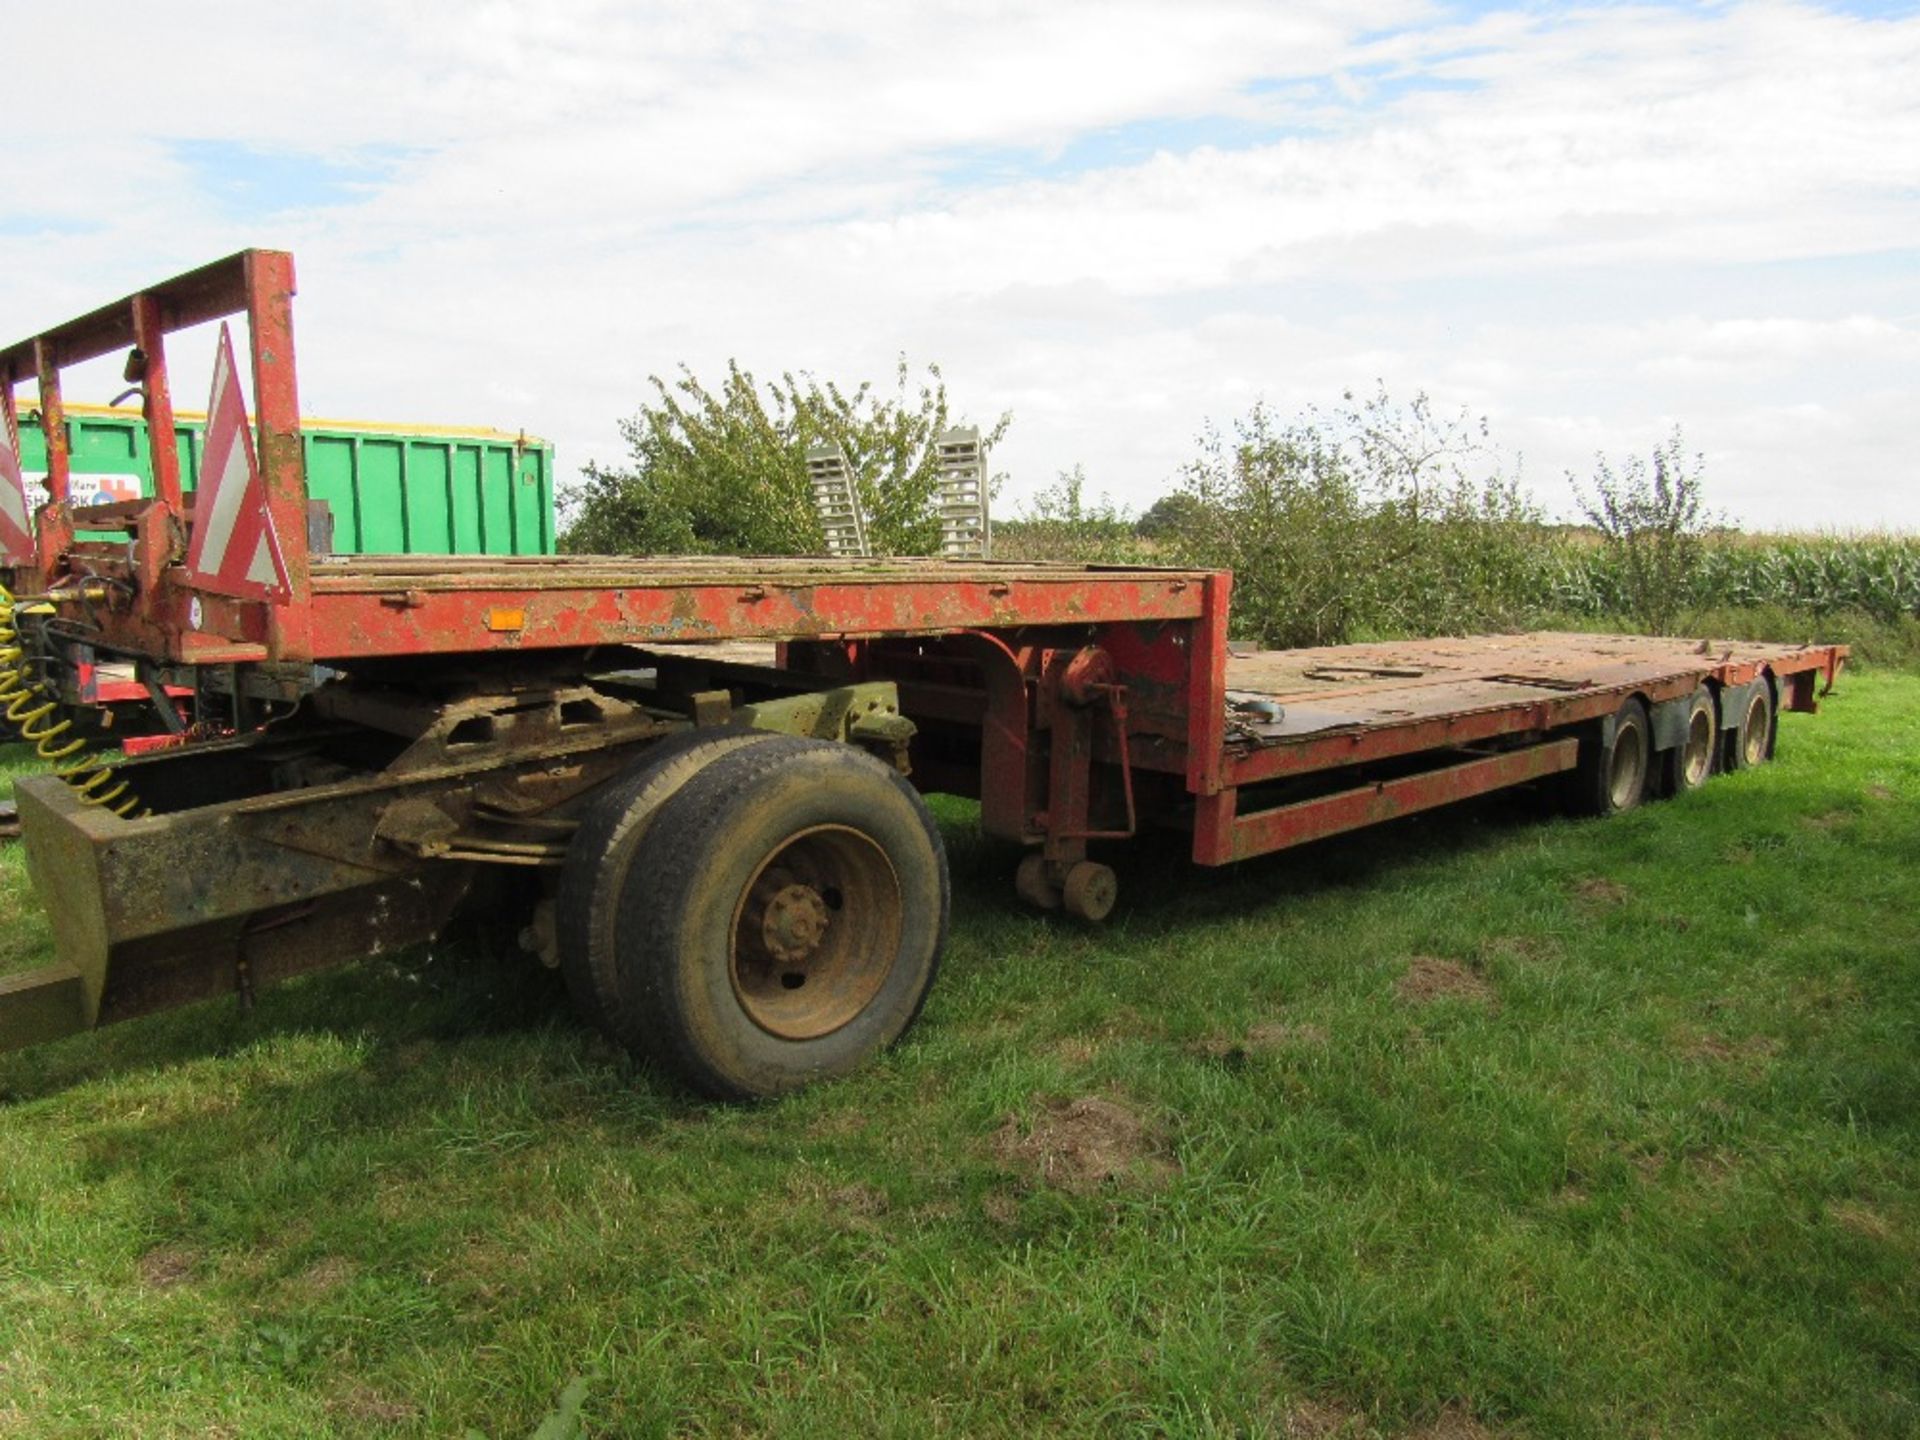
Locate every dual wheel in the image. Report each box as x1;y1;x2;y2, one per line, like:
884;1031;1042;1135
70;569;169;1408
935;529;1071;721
1575;680;1774;816
557;733;949;1099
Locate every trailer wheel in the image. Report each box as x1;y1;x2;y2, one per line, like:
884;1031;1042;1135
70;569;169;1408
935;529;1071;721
1573;697;1652;817
556;729;777;1040
1727;681;1775;771
1659;687;1717;797
613;736;949;1099
1014;854;1061;910
1061;861;1118;922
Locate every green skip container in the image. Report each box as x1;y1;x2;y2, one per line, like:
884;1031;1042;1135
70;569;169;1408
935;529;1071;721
15;401;555;556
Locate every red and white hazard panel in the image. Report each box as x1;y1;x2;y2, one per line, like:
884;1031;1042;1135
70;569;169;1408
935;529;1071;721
0;398;33;564
183;324;291;602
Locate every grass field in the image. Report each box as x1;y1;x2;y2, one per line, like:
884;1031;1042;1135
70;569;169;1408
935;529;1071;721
2;671;1916;1438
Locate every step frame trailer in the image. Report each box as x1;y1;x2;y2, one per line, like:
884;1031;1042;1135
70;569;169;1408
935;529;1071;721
0;250;1848;1096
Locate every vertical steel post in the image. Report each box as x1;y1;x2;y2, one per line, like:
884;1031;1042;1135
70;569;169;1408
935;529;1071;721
31;340;73;578
1191;790;1237;866
131;294;184;515
241;250;312;659
32;340;69;506
1040;697;1093;866
129;294;185;597
1185;572;1232;797
953;631;1041;843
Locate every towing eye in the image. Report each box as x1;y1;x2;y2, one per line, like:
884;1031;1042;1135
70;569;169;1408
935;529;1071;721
0;580;150;819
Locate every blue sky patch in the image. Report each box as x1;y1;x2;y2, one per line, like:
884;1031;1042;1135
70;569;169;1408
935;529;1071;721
1811;0;1920;16
934;55;1489;192
171;140;414;217
0;216;99;238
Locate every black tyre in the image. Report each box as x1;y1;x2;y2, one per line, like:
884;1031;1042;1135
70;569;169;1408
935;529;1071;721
556;729;777;1039
613;736;949;1099
1572;697;1652;817
1658;687;1717;797
1727;680;1775;771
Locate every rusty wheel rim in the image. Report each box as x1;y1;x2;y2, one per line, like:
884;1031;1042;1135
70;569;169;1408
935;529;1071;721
1608;720;1647;810
1682;706;1714;787
1742;694;1769;765
729;824;902;1040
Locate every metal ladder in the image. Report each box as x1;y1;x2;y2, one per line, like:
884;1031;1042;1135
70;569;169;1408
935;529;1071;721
934;426;990;559
806;444;870;559
807;429;992;560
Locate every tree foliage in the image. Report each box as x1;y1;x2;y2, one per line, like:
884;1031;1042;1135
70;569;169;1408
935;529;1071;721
1336;383;1494;526
1334;384;1542;639
1170;388;1541;647
1570;428;1717;634
1134;491;1205;539
1175;405;1370;648
561;359;1009;557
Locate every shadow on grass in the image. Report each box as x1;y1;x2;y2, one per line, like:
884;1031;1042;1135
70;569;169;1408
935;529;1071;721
4;776;1572;1106
941;775;1571;939
0;933;600;1106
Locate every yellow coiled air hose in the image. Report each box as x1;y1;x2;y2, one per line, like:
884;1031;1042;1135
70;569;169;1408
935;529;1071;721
0;580;150;819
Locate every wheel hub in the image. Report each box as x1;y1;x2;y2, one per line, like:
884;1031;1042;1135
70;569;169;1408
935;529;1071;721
729;827;902;1041
761;882;830;962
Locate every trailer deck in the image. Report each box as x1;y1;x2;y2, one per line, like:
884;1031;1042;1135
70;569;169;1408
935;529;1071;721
1220;631;1840;777
1193;630;1841;865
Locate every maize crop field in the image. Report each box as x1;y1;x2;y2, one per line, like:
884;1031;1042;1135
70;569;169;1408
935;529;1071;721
1537;534;1920;627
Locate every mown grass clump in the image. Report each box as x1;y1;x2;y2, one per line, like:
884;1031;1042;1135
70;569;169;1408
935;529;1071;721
1;671;1915;1437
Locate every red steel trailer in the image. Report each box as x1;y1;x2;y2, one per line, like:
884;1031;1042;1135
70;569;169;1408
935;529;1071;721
0;251;1847;1097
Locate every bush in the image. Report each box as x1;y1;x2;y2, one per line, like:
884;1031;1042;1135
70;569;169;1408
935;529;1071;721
561;359;1008;557
1568;429;1715;634
1166;389;1543;647
1171;405;1371;648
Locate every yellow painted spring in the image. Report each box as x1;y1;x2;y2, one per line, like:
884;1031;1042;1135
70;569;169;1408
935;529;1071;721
0;581;150;819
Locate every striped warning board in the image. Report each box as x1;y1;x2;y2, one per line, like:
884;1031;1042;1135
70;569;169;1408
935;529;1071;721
0;396;32;564
183;324;289;602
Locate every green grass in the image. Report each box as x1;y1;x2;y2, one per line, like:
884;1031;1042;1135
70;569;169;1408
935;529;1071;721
2;672;1917;1438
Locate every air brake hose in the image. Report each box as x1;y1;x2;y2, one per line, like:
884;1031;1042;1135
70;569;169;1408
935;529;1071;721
0;581;150;819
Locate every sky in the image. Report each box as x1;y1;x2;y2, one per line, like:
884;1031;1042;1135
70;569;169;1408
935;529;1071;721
2;0;1916;532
